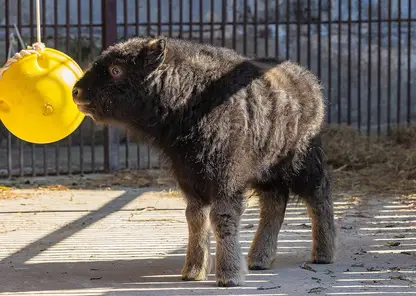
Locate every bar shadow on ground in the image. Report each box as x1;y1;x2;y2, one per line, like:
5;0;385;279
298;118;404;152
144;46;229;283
0;190;415;295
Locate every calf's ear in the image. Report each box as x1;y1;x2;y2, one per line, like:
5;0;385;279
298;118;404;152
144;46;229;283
143;38;166;68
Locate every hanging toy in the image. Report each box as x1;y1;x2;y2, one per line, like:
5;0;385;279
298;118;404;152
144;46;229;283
0;0;84;144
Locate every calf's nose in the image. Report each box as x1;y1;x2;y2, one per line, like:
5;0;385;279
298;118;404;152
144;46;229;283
72;87;82;99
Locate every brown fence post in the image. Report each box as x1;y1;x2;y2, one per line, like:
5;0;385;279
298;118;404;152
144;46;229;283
102;0;120;172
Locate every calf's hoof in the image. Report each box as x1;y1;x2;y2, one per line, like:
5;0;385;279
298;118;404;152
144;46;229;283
311;253;334;264
247;254;274;270
217;280;239;287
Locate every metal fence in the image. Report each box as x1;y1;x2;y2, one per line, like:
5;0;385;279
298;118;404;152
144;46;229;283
0;0;414;178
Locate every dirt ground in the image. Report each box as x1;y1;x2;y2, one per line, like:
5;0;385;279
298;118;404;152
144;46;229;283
0;172;415;296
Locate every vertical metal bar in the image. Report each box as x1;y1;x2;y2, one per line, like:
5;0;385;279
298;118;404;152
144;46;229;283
125;134;130;169
136;0;142;169
43;145;48;175
30;0;36;176
337;0;341;124
146;0;152;168
2;10;8;191
243;0;247;55
168;0;172;37
275;0;279;59
377;0;382;136
285;0;289;60
307;0;311;68
189;0;193;40
210;0;214;44
3;1;10;180
147;144;151;168
102;0;121;173
5;0;11;179
91;121;96;173
42;0;46;40
367;0;372;137
42;145;48;176
53;142;58;175
54;0;60;175
254;0;258;56
66;0;72;175
137;143;141;169
30;0;34;43
397;0;402;126
54;0;58;48
407;0;412;125
7;133;12;179
77;0;84;174
17;0;22;47
158;152;162;169
264;0;268;56
18;0;24;177
124;0;128;38
199;0;203;43
221;0;226;47
136;0;140;36
19;141;23;177
157;0;161;36
179;0;183;38
347;0;351;125
157;0;162;167
296;0;300;63
157;0;162;171
357;0;362;132
4;0;10;56
317;0;321;79
232;0;236;49
387;0;392;133
146;0;151;35
16;0;24;179
4;0;11;178
327;0;331;124
32;147;36;177
43;0;48;176
124;0;130;169
90;0;95;173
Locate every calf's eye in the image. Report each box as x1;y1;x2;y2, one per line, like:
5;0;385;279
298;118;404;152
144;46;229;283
109;65;123;78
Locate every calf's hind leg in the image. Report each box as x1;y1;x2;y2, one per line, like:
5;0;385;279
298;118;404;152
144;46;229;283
247;187;289;270
293;137;336;264
304;174;336;264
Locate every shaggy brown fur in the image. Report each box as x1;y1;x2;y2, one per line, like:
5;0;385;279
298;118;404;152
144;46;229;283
72;36;336;287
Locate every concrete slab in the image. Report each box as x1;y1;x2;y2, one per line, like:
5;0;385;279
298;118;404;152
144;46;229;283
0;187;415;295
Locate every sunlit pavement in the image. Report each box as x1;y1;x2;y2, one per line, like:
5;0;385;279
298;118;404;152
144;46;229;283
0;187;415;295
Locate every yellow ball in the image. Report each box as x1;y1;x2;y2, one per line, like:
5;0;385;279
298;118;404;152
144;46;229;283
0;47;85;144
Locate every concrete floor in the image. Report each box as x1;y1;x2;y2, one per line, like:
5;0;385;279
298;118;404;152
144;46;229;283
0;187;415;295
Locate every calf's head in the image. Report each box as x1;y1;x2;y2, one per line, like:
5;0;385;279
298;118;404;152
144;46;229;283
72;37;167;124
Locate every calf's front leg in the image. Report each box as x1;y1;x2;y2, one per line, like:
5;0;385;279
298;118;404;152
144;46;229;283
181;201;212;281
210;197;245;287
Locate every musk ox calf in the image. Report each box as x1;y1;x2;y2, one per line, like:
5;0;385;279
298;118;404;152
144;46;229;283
72;36;336;287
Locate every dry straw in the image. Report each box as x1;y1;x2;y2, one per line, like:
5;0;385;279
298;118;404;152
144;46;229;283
321;124;416;194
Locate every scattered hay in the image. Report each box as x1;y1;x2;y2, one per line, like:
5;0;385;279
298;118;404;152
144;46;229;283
321;124;416;194
0;186;33;199
36;184;70;191
388;124;416;149
78;169;177;189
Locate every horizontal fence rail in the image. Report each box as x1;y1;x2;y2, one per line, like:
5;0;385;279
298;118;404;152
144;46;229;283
0;0;414;178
